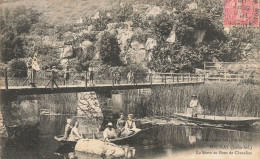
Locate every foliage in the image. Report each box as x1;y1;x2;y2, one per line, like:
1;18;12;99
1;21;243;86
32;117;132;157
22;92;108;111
9;59;27;77
150;12;174;39
99;32;122;66
0;6;41;63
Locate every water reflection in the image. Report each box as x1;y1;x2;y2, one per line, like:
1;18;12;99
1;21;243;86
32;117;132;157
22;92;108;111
1;115;259;159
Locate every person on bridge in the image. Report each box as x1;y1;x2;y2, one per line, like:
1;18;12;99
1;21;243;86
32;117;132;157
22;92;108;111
31;53;40;87
64;65;70;85
89;65;94;86
127;70;134;84
26;57;32;82
103;122;117;142
114;71;121;84
189;95;203;117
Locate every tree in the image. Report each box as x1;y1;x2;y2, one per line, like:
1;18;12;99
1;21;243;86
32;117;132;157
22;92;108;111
151;13;174;39
99;32;122;66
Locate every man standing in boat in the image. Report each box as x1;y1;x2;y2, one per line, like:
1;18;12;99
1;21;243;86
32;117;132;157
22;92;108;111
189;95;203;117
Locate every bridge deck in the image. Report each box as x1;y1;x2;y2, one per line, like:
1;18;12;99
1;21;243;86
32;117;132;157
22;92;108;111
0;82;204;95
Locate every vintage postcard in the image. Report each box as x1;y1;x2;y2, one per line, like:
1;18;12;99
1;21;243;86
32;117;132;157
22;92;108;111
0;0;259;159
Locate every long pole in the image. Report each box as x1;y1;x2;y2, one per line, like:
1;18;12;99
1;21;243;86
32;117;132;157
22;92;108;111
4;68;8;90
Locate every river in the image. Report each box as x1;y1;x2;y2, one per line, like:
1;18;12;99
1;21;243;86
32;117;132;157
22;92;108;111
0;115;259;159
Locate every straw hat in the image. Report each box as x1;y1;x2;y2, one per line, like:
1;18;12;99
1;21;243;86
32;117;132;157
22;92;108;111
107;122;113;127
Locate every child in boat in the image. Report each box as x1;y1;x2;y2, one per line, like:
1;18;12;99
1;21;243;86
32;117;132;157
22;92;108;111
121;114;136;137
63;118;72;140
189;95;203;117
116;113;125;137
103;122;117;142
67;121;83;141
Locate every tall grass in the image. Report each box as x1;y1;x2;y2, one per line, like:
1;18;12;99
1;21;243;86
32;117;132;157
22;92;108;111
36;93;77;114
123;83;260;117
16;83;260;117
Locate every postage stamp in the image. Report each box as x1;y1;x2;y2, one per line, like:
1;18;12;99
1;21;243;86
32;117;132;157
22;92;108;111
224;0;259;26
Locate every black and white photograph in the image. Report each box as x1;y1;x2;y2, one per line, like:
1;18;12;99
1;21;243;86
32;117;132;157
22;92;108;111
0;0;259;158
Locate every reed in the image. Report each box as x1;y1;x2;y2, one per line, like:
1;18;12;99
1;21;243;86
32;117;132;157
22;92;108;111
123;83;259;117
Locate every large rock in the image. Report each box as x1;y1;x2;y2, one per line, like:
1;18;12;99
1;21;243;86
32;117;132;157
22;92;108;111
75;139;125;158
60;45;73;59
194;29;206;44
145;38;157;50
126;41;147;66
145;6;163;18
117;29;134;57
166;29;176;43
77;92;103;133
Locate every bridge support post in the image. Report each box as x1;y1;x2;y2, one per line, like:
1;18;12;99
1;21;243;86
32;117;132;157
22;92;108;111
85;71;88;88
4;68;8;90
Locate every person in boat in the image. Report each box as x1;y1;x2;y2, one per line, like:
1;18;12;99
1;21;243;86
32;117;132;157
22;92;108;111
103;122;117;142
116;113;125;137
121;114;136;137
67;121;83;141
63;118;73;140
189;95;203;117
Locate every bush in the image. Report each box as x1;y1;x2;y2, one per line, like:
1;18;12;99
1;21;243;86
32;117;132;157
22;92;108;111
9;59;27;77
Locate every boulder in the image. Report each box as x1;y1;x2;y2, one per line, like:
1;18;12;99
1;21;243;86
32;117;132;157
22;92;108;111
145;6;163;18
145;38;157;50
187;2;198;10
75;139;125;158
166;30;176;43
60;45;73;59
194;29;206;44
126;41;147;66
91;11;100;20
117;29;134;56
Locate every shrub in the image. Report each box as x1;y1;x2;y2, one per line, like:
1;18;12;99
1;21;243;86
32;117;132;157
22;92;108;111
9;59;27;77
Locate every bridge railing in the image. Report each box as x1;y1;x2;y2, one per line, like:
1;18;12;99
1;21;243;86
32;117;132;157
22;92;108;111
0;69;205;89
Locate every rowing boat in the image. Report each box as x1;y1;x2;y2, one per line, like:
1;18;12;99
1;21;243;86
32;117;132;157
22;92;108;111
110;128;141;144
54;128;142;145
54;135;77;146
175;113;260;126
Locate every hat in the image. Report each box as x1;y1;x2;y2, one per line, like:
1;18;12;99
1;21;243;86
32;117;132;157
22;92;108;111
191;95;197;97
128;114;133;117
107;122;113;127
67;119;71;123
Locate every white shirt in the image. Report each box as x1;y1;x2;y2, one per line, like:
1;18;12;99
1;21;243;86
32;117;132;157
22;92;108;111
189;99;200;107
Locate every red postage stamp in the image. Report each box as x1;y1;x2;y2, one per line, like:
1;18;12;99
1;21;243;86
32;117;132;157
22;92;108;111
224;0;259;26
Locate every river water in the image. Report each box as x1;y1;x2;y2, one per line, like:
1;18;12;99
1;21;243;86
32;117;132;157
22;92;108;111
0;115;259;159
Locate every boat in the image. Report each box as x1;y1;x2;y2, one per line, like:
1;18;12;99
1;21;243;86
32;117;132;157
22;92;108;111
54;135;78;146
175;113;260;126
110;128;141;144
54;128;142;145
93;128;141;144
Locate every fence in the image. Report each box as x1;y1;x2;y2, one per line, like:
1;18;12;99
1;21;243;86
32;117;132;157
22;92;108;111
0;69;205;90
203;62;259;82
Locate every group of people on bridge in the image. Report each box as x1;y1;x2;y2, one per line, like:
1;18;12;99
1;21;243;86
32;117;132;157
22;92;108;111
26;56;136;87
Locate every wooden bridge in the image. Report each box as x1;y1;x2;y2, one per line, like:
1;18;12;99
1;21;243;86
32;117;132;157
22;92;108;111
0;70;205;96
